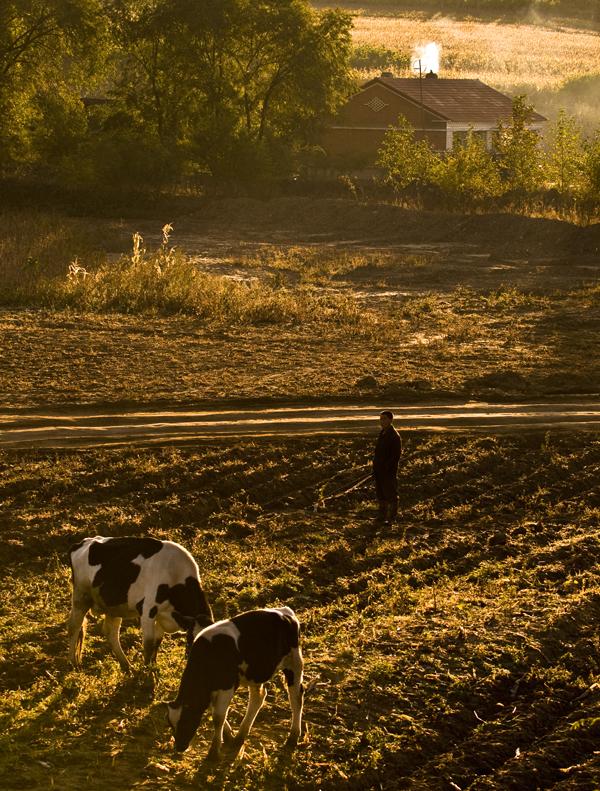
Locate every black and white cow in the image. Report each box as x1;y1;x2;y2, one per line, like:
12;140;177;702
167;606;304;762
68;536;213;671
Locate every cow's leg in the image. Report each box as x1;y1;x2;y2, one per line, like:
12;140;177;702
229;684;267;754
142;618;163;666
283;648;304;748
222;718;234;744
67;599;89;667
206;688;235;762
103;615;130;672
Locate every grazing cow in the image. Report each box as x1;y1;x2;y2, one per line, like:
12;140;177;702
68;536;213;671
167;606;304;762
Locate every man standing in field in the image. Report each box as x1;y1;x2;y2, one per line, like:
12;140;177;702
373;410;402;525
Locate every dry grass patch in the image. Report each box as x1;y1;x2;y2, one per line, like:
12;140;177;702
0;225;380;331
0;212;113;284
239;245;435;284
1;279;598;408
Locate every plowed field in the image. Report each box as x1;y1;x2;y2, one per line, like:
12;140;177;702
1;433;600;789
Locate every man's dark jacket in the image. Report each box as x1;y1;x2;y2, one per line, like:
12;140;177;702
373;425;402;482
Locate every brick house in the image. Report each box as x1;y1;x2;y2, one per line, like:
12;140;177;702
320;73;546;168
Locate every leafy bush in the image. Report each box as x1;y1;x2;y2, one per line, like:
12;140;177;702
376;115;438;192
375;98;600;214
545;110;586;196
494;96;544;193
432;131;502;206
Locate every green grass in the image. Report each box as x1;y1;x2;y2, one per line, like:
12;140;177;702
2;432;600;789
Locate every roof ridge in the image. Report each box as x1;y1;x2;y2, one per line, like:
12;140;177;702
363;76;547;123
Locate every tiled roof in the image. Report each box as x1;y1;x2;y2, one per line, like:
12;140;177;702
367;77;546;124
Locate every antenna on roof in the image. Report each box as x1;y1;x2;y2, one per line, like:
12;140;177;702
413;58;425;138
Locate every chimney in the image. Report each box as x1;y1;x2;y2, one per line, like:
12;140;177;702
381;71;393;78
425;70;438;79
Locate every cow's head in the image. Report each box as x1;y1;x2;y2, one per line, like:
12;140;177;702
166;700;204;752
166;672;211;753
172;611;213;656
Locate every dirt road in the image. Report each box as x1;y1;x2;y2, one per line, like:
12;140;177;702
1;400;600;448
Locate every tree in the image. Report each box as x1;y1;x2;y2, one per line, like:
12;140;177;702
376;114;437;193
432;130;501;207
0;0;98;87
107;0;196;148
0;0;106;174
107;0;354;181
545;109;585;195
494;95;543;193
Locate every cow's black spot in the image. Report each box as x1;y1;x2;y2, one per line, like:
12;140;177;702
155;583;169;603
156;577;212;621
283;669;295;687
89;537;163;566
233;610;298;684
89;537;163;608
180;610;299;710
149;605;158;619
194;633;240;692
172;611;190;629
136;599;144;616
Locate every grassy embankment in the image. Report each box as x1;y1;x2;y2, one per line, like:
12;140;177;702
1;432;600;790
0;216;368;329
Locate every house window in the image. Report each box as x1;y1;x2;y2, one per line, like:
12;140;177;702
364;96;388;112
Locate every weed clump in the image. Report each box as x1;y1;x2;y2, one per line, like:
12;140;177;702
1;225;379;331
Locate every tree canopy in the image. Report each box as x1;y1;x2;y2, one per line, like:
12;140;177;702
0;0;353;186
